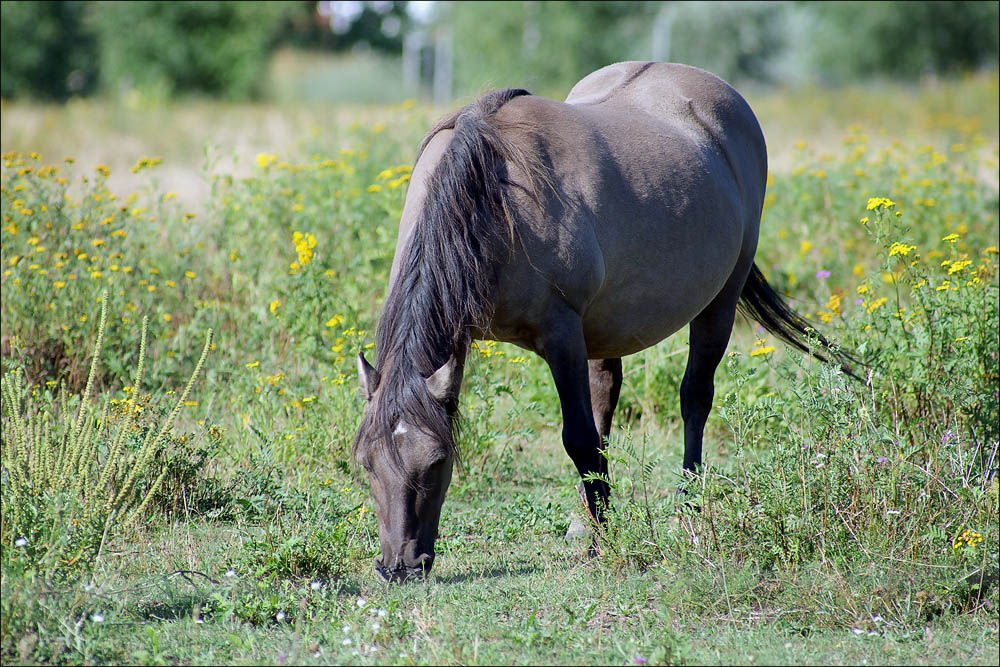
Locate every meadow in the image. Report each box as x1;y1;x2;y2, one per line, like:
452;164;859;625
1;71;998;665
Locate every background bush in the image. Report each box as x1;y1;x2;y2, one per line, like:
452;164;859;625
0;1;97;101
87;1;291;101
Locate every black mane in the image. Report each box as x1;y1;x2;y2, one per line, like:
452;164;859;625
356;88;538;466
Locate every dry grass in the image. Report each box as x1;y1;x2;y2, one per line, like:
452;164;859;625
3;69;996;209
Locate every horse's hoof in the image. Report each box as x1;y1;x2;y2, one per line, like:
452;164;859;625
565;515;589;540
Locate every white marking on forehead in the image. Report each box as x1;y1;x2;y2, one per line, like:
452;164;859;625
393;422;408;436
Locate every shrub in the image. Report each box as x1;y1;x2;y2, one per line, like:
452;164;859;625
0;1;98;100
88;1;291;100
1;293;213;578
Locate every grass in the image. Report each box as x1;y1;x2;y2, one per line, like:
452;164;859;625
2;71;998;664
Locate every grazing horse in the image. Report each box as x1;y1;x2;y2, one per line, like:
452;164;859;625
354;62;855;582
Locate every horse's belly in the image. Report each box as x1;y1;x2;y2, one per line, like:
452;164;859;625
580;288;709;359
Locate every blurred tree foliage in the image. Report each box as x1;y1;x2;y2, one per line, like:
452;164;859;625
443;1;658;96
665;1;790;84
0;1;997;102
275;1;409;53
808;1;1000;82
0;1;407;101
88;1;292;100
0;1;97;101
442;0;999;95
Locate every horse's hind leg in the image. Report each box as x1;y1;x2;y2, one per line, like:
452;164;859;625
681;271;748;473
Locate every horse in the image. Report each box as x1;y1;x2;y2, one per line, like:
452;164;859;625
353;62;856;582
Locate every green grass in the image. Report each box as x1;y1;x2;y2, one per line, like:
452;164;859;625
2;72;998;664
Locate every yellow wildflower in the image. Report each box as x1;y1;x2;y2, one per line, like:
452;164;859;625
888;242;915;257
292;231;317;265
825;293;841;315
866;297;887;313
947;260;972;275
866;197;896;211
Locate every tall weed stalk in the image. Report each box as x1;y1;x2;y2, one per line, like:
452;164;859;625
1;291;213;576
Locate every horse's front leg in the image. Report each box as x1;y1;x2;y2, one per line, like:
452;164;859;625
537;311;609;524
589;358;623;442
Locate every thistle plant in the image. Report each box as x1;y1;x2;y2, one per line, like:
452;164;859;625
1;291;213;574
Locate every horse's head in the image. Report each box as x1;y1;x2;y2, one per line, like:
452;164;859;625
354;352;461;582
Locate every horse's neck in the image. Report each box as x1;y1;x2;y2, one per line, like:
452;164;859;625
381;331;470;387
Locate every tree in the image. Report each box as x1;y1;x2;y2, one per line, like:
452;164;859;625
87;1;292;100
1;1;97;101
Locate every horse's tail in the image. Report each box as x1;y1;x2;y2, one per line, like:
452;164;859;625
738;262;863;382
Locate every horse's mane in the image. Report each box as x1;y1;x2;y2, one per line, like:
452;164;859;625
355;88;544;468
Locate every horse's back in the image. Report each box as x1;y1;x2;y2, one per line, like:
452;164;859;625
485;63;769;358
567;62;767;203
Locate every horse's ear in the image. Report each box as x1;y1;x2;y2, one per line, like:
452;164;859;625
357;352;380;401
426;355;459;404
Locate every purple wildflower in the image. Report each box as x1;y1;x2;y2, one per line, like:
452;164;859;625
877;456;888;464
815;270;831;279
633;657;648;665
